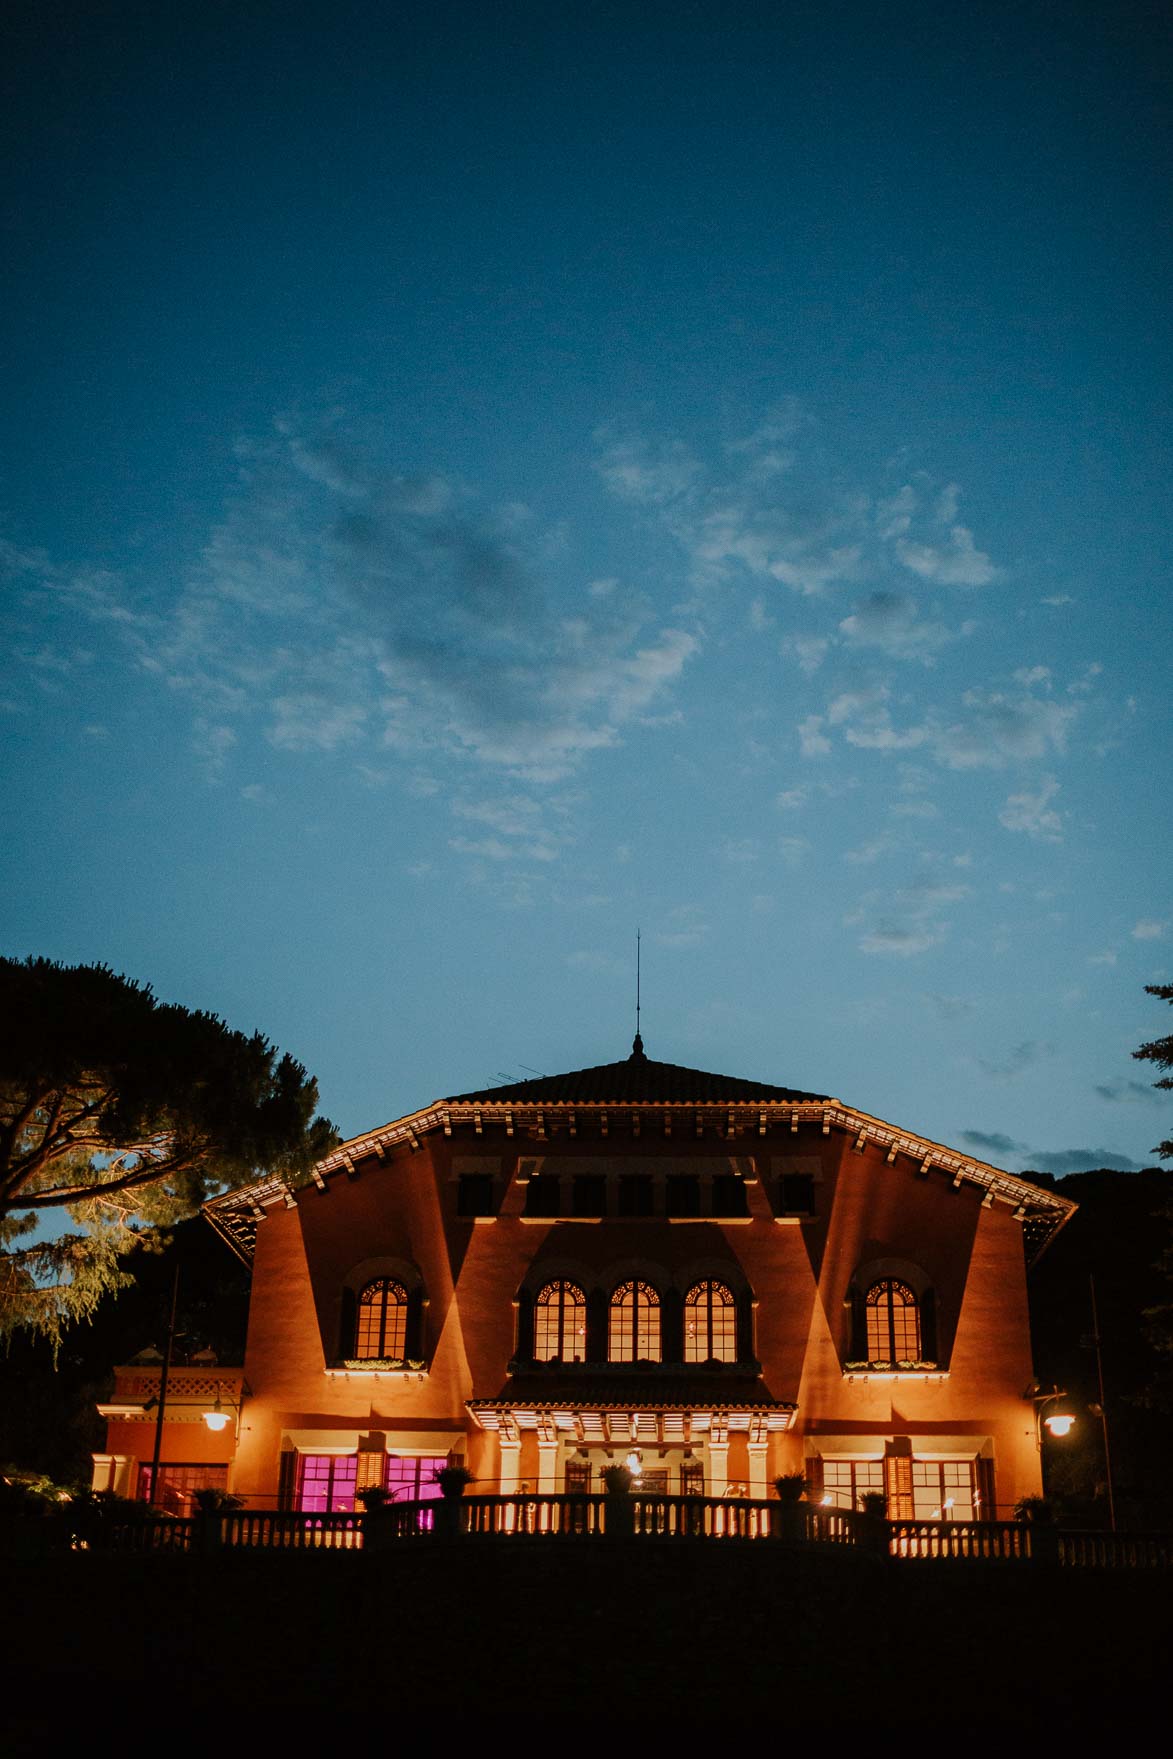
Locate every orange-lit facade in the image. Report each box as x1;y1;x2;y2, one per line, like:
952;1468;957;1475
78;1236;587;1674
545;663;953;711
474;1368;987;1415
95;1043;1074;1520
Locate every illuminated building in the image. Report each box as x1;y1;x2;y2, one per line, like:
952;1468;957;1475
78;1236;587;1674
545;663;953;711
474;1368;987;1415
94;1039;1073;1520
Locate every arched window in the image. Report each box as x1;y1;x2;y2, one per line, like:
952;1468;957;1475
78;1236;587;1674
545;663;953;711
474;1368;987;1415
684;1280;737;1363
866;1280;921;1362
355;1278;409;1360
608;1281;661;1362
534;1281;587;1362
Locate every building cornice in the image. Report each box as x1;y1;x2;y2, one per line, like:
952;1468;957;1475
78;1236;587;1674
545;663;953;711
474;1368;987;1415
204;1091;1076;1264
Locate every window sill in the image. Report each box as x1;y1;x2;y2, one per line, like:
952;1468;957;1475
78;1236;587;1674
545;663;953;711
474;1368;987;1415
842;1364;946;1383
328;1362;429;1381
519;1214;603;1223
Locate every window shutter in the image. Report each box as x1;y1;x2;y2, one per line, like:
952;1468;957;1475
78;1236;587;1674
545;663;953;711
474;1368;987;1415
805;1456;824;1501
977;1455;996;1522
278;1449;297;1512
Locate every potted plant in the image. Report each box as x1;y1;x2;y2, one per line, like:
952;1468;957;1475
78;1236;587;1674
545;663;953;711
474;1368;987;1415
859;1491;888;1518
356;1484;391;1510
601;1463;634;1537
192;1486;242;1552
357;1483;394;1550
434;1465;475;1500
773;1472;809;1504
1014;1495;1054;1525
1015;1494;1058;1563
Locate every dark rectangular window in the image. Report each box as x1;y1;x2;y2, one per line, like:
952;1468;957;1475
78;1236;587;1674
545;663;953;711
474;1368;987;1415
525;1176;561;1218
710;1176;748;1217
618;1176;654;1216
780;1174;816;1215
457;1174;495;1217
665;1176;701;1218
572;1175;607;1217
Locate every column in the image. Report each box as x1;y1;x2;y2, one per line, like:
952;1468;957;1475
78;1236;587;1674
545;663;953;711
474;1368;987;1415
537;1440;558;1496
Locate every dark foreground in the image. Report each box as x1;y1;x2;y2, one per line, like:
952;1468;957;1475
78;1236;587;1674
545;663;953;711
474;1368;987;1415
4;1541;1167;1743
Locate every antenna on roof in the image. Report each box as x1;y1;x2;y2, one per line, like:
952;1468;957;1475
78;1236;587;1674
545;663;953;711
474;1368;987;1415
631;928;645;1060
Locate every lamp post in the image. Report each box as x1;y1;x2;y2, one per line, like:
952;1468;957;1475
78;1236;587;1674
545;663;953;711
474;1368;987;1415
1027;1385;1076;1497
147;1263;181;1508
1083;1273;1117;1533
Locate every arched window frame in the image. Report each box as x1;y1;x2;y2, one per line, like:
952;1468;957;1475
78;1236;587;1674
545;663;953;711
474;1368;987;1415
608;1279;662;1363
533;1280;588;1362
683;1280;738;1363
354;1277;410;1361
865;1279;922;1363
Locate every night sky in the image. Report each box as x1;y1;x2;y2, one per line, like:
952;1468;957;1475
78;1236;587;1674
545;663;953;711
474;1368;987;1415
2;1;1170;1178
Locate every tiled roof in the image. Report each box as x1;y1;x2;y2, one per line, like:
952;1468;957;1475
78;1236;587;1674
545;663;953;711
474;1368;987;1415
446;1040;828;1106
476;1370;793;1409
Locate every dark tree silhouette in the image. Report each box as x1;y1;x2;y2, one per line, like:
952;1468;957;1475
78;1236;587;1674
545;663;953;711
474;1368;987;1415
0;957;336;1344
1133;982;1173;1161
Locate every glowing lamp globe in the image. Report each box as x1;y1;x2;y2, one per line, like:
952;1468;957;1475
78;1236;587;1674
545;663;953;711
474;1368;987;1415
1044;1413;1075;1438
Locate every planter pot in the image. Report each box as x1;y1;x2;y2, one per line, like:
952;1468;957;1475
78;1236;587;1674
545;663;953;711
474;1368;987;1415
195;1512;225;1553
771;1505;808;1544
604;1493;635;1539
361;1509;394;1553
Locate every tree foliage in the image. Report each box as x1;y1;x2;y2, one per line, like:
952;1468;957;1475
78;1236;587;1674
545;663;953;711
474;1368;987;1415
0;957;337;1345
1131;984;1173;1408
1133;982;1173;1162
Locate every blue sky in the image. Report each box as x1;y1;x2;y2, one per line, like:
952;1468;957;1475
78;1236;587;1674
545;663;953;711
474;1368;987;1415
2;0;1170;1180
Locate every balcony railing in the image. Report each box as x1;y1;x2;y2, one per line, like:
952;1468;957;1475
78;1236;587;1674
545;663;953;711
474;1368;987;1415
12;1496;1172;1567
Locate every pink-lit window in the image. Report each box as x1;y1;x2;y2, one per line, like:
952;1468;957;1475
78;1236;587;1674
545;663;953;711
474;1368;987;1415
533;1281;587;1361
355;1278;408;1359
298;1454;358;1513
865;1280;921;1361
608;1281;661;1362
684;1281;737;1363
384;1455;449;1502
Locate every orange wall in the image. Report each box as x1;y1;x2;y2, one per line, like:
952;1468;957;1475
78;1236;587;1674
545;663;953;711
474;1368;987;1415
213;1126;1043;1511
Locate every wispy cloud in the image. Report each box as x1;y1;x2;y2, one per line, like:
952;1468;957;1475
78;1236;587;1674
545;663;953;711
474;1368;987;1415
1132;919;1167;941
838;591;961;664
998;776;1063;841
959;1129;1024;1155
977;1039;1052;1080
1094;1078;1169;1106
815;675;1079;771
150;422;701;783
851;871;971;958
1022;1148;1143;1176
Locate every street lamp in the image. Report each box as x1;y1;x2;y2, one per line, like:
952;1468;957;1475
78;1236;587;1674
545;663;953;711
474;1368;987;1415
201;1382;246;1438
1026;1384;1077;1495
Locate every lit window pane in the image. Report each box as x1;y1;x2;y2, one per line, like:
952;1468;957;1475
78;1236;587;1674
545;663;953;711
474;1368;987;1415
684;1281;737;1363
355;1279;408;1359
865;1280;921;1361
608;1281;661;1362
533;1281;587;1361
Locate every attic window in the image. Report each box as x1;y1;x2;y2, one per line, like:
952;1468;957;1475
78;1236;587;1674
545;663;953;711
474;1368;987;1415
457;1174;495;1218
780;1174;815;1216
